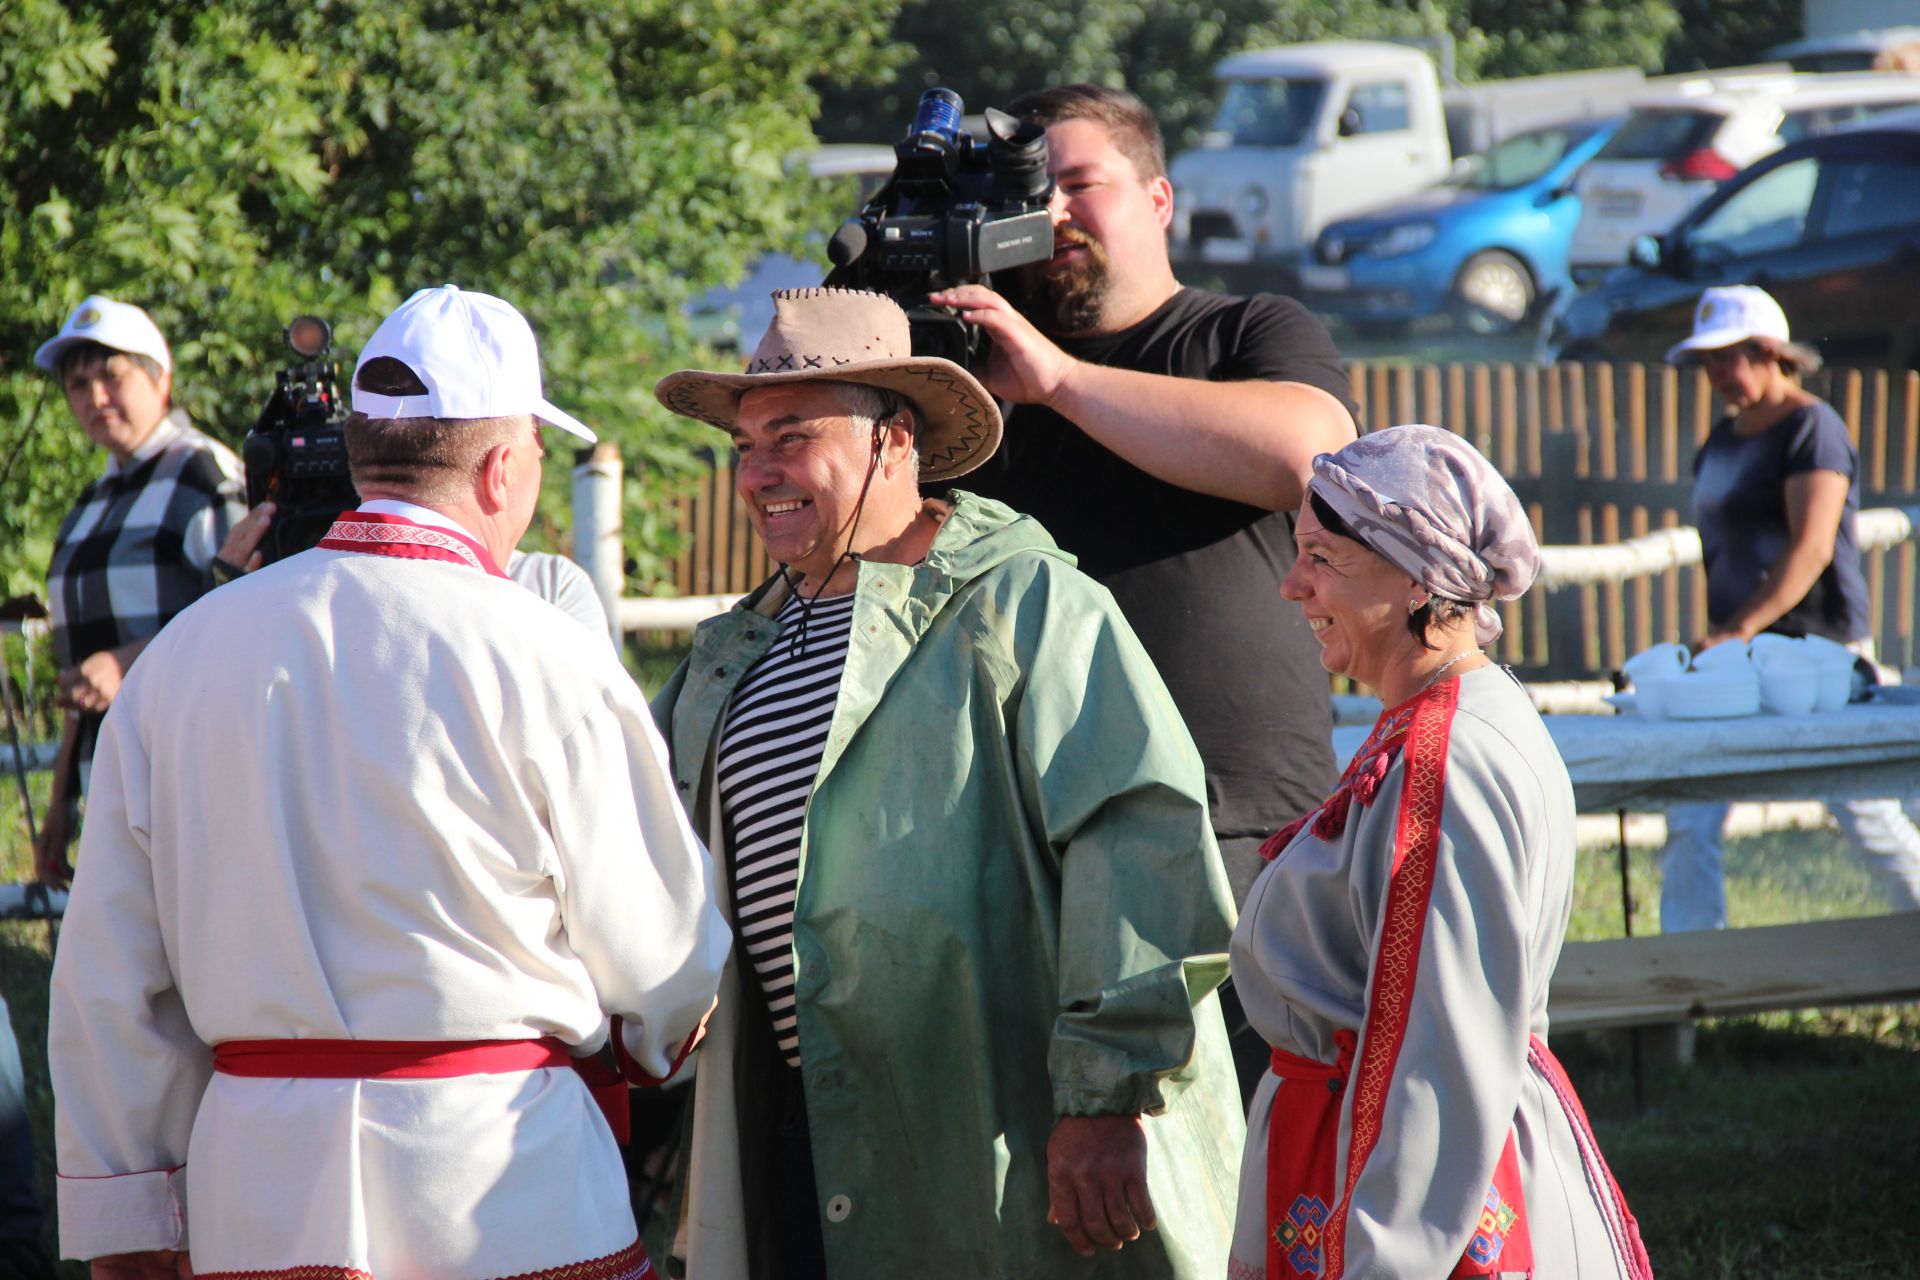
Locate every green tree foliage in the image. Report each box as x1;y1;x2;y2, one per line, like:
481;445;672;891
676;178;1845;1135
1;0;893;601
1662;0;1801;73
815;0;1447;152
815;0;1689;155
1451;0;1679;80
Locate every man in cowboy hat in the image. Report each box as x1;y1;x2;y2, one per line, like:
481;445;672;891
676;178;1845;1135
49;285;728;1279
652;286;1244;1280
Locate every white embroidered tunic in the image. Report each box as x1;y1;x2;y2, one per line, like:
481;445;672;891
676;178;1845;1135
1228;666;1651;1279
48;506;730;1277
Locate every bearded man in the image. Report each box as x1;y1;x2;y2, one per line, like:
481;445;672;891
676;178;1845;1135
931;84;1359;908
928;84;1361;1095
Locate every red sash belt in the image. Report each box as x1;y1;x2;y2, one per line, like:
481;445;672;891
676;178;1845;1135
213;1038;631;1143
1264;1033;1356;1280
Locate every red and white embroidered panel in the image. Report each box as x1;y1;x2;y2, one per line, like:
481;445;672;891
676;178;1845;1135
1323;677;1459;1276
317;514;504;577
196;1238;653;1280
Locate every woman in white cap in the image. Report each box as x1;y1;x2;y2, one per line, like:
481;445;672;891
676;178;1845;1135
1658;286;1920;931
30;296;245;883
1228;425;1653;1279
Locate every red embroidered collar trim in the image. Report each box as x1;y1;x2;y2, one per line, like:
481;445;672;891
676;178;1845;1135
317;511;508;579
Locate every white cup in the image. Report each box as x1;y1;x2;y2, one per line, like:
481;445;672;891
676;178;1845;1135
1624;643;1691;687
1691;639;1754;673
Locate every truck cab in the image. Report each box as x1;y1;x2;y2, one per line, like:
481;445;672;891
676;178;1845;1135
1170;42;1452;278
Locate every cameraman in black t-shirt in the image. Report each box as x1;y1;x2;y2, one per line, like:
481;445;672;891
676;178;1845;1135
930;84;1359;1097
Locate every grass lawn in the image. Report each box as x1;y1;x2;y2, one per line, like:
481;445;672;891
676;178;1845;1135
1;762;1915;1275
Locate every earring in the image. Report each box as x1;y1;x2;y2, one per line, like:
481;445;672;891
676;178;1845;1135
1408;598;1426;615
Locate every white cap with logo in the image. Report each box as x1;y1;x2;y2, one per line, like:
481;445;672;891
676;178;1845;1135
351;285;596;442
34;296;173;374
1664;285;1791;364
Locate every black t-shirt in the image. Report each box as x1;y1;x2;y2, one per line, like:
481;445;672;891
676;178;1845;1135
964;288;1357;839
1692;399;1870;643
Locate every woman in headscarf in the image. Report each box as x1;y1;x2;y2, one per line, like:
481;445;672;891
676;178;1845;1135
1226;425;1653;1280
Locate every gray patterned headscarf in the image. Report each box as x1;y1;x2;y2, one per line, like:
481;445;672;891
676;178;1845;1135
1308;424;1540;645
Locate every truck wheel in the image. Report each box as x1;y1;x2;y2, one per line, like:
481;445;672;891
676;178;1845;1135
1453;251;1534;336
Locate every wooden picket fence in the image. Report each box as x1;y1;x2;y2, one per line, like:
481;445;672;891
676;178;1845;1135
670;360;1920;681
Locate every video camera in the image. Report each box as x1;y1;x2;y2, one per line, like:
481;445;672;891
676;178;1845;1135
823;88;1055;367
242;316;358;565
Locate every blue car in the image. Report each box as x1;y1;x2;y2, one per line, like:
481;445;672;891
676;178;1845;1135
1300;117;1621;336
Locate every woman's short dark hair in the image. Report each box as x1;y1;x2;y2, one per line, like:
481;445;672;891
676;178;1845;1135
1307;488;1470;650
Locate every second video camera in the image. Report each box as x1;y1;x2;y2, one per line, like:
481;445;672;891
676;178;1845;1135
242;316;358;565
824;88;1055;366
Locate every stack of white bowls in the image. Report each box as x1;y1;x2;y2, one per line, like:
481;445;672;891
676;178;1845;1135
1666;642;1762;719
1623;636;1857;719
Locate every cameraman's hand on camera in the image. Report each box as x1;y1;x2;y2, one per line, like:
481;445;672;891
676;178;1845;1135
928;284;1076;408
215;501;276;580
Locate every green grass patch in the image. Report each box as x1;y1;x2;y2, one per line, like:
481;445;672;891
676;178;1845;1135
1560;1006;1920;1277
1568;822;1890;941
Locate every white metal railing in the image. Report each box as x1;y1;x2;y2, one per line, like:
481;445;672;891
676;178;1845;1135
6;484;1913;780
611;505;1920;632
1537;505;1919;590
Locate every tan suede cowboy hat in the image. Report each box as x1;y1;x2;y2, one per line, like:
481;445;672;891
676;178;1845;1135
654;288;1002;481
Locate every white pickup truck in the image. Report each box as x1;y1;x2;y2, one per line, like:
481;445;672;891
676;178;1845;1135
1169;41;1647;279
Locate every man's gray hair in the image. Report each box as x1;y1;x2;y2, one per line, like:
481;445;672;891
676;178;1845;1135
828;382;920;481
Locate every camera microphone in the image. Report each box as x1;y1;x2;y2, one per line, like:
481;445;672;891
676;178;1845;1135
827;220;869;269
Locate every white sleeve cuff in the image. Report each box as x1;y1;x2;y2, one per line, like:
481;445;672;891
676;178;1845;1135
57;1166;187;1260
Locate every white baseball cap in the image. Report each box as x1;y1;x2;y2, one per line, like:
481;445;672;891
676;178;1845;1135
351;285;596;442
34;296;173;374
1665;285;1791;363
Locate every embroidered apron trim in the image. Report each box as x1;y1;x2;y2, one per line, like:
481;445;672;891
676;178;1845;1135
317;511;509;579
195;1238;655;1280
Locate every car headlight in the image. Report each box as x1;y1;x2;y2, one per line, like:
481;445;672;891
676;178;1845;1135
1370;222;1437;258
1240;185;1269;218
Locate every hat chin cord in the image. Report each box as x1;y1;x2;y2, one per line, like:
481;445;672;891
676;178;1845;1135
780;423;885;658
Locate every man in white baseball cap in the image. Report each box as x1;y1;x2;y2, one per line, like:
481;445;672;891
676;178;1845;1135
50;284;727;1279
30;295;244;886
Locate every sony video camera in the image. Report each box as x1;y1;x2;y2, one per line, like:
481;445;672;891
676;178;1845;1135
242;316;358;564
823;88;1054;367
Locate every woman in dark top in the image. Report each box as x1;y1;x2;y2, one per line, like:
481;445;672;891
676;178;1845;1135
1658;285;1919;932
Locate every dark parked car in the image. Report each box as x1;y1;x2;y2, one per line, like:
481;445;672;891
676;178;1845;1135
1544;123;1920;368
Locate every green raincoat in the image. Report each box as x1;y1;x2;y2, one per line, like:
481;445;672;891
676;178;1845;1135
653;494;1245;1279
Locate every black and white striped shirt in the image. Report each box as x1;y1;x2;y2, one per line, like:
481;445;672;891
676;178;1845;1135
715;589;857;1067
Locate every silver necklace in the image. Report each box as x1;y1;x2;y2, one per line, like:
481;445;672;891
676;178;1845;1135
1416;647;1484;693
